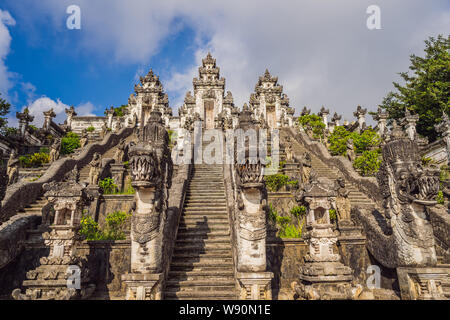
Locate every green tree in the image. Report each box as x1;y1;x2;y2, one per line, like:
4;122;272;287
298;114;326;139
61;132;81;155
0;93;11;134
378;35;450;142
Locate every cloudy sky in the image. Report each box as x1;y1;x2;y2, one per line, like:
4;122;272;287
0;0;448;127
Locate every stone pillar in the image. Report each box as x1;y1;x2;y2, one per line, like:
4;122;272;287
372;107;388;138
16;108;34;138
43;108;56;131
402;109;419;141
435;113;450;162
318;106;330;130
122;111;173;300
110;164;126;192
65;106;77;130
353;106;367;132
106;106;115;129
234;107;273;300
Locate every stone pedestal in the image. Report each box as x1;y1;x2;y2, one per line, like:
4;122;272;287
110;164;126;192
122;273;163;300
397;265;449;300
237;272;273;300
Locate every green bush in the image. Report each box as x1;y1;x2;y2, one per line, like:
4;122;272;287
19;152;50;168
39;147;50;154
61;132;81;155
99;177;118;194
290;205;307;218
278;224;303;238
328;126;352;156
436;191;444;205
79;211;131;241
353;150;381;176
86;126;95;132
329;209;337;222
298;114;325;139
265;174;290;192
352;129;380;153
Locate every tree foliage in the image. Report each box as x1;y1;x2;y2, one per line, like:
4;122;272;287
61;132;81;155
298;114;326;139
378;35;450;142
0;93;11;134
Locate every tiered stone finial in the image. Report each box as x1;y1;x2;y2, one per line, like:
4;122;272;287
43;108;56;131
402;108;420;140
353;106;367;131
65;106;77;130
435;112;450;161
16;107;34;137
318;106;330;129
372;107;389;138
301;107;311;116
331;112;342;126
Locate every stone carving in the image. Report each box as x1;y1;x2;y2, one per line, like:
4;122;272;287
234;107;273;299
122;110;173;300
100;122;108;139
335;177;351;222
79;129;88;148
7;149;19;186
435;112;450;163
0;150;7;202
12;166;95;300
346;139;356;163
359;127;441;270
43;108;56;131
292;176;362;300
49;138;61;163
113;140;126;163
88;153;102;186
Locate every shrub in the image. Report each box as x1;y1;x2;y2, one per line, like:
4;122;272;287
278;224;303;238
290;205;307;218
436;191;444;205
329;209;337;223
19;152;50;168
79;211;131;241
328;126;352;156
265;174;290;192
61;132;81;155
353;150;381;176
298;114;325;139
352;128;381;153
99;177;118;194
86;126;95;132
39;147;50;154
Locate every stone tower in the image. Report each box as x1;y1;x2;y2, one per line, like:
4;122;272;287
179;53;238;131
249;69;294;128
126;69;173;127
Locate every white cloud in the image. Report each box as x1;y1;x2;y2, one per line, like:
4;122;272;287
25;97;97;127
0;9;16;100
6;0;450;122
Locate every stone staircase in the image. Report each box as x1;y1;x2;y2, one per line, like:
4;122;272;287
165;164;236;300
17;197;47;217
79;134;136;184
280;129;375;207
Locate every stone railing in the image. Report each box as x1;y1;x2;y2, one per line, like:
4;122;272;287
285;127;382;204
0;126;134;224
160;163;191;297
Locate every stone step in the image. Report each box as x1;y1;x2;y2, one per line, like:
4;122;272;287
164;291;236;300
176;234;231;241
173;248;232;256
184;200;227;205
176;230;230;237
178;225;230;231
173;243;232;251
176;237;231;244
171;256;233;265
184;207;227;212
165;282;235;293
169;263;233;272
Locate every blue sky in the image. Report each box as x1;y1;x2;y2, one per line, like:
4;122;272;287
0;0;448;127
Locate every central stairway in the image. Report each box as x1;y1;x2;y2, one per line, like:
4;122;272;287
165;165;236;300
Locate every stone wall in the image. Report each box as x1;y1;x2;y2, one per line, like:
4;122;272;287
429;205;450;263
71;116;107;134
97;195;134;229
0;126;134;224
